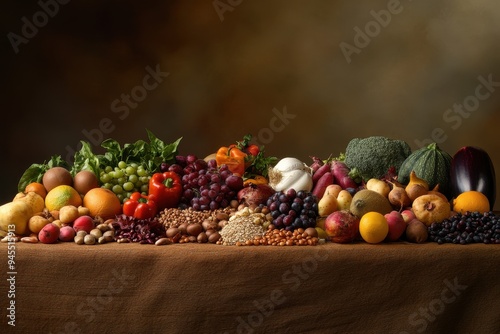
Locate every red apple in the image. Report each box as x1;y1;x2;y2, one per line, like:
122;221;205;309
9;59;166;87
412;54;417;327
401;209;416;224
324;210;360;243
72;215;94;234
38;223;60;244
385;210;406;241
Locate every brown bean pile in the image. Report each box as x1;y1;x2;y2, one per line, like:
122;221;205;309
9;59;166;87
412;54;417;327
231;225;321;246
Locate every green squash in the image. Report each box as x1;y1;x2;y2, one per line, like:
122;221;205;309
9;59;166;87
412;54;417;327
397;143;452;198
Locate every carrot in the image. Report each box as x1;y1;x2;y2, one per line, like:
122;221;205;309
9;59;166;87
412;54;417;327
331;160;358;190
312;171;334;199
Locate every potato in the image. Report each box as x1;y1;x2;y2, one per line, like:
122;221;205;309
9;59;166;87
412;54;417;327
405;219;428;243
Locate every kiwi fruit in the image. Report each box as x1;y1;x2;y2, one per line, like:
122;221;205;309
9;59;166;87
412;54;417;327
42;167;73;192
73;170;99;195
349;189;392;218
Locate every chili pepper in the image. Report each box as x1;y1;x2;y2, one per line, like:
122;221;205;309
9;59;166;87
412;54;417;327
122;192;158;220
148;171;183;210
215;146;247;176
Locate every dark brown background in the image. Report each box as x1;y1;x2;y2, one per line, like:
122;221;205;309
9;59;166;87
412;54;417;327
2;0;500;209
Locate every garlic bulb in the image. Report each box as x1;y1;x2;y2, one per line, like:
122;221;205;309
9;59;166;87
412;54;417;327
268;157;313;192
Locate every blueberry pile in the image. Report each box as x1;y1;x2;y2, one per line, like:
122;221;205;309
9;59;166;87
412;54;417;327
428;211;500;245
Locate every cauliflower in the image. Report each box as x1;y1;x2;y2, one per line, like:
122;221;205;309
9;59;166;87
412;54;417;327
344;136;412;183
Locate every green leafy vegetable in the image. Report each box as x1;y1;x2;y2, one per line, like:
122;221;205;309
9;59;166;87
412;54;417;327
16;130;182;193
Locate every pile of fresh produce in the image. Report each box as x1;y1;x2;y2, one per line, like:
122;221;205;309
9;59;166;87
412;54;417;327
0;133;498;246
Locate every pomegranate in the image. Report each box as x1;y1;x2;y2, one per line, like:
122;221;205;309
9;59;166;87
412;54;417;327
324;210;360;243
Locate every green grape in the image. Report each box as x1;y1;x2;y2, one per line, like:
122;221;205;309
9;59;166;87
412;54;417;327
112;184;124;194
128;175;138;183
123;182;134;192
135;181;143;188
100;173;112;183
118;161;127;169
125;166;137;176
117;177;126;185
137;167;148;177
116;193;125;203
140;184;148;193
113;170;124;178
130;162;139;169
139;176;149;184
105;166;113;173
102;183;113;190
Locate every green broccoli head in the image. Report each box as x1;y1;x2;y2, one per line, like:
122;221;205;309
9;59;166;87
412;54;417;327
344;136;412;182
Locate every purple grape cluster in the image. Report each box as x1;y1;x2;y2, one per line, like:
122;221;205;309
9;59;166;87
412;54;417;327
161;155;243;211
428;211;500;244
266;189;318;231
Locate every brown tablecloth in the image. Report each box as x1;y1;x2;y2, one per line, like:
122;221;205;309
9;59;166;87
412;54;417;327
1;241;499;334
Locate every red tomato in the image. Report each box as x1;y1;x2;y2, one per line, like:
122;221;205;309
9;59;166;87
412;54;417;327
246;144;260;157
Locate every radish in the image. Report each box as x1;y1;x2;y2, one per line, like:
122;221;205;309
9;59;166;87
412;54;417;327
331;159;358;189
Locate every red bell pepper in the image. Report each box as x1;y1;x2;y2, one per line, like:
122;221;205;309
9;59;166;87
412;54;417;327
122;192;158;220
148;172;183;210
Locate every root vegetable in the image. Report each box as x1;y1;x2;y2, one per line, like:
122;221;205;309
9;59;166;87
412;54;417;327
405;218;428;243
59;205;80;224
312;162;331;184
330;159;358;189
366;178;391;198
311;171;334;199
387;183;411;211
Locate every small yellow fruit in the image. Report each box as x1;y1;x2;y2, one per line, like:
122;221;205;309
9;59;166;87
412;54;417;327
452;190;490;214
45;185;82;211
359;211;388;244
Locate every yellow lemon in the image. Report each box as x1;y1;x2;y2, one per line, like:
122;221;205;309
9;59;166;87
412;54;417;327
359;211;388;244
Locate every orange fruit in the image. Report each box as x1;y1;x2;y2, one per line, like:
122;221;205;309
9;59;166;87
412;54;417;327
45;185;82;211
359;211;389;244
83;187;121;219
25;182;47;199
452;191;490;214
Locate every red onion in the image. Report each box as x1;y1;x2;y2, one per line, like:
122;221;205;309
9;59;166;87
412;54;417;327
237;183;276;207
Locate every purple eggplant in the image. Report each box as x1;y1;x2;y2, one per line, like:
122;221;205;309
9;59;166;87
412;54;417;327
450;146;496;209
